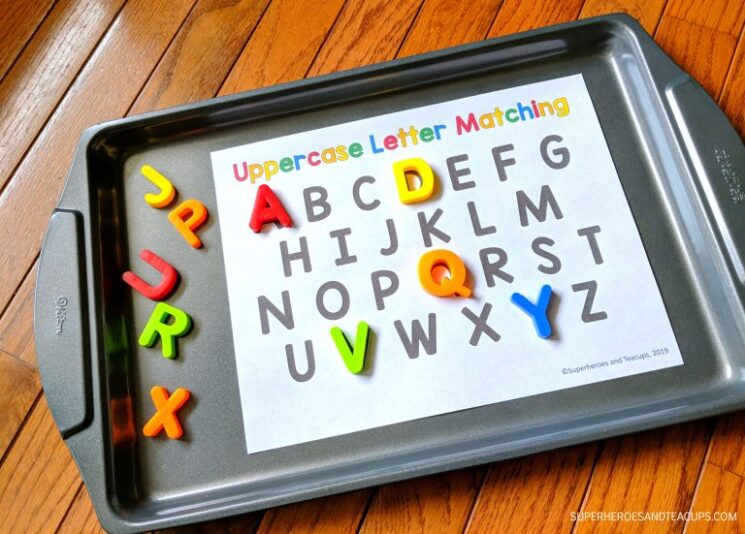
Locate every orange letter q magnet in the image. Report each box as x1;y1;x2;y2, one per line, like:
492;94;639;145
418;249;471;297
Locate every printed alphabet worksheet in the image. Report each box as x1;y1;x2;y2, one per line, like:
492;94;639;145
210;74;683;455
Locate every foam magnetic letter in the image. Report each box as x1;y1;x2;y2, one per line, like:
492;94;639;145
138;302;193;359
330;321;370;374
141;165;176;208
249;184;293;233
418;249;471;297
393;157;435;204
122;249;179;301
511;284;554;339
143;386;190;439
168;198;208;248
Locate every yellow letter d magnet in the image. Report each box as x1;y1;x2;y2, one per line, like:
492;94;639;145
393;157;435;204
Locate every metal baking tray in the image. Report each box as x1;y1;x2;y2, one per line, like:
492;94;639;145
34;14;745;532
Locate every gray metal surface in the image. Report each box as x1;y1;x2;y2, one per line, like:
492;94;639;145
34;14;745;532
35;211;91;436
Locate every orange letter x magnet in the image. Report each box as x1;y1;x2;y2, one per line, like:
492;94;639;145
143;386;190;439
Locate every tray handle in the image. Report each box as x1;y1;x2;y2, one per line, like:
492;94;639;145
665;76;745;286
34;209;92;437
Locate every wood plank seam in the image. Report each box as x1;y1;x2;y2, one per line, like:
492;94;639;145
390;0;428;59
0;346;36;372
354;487;380;534
211;0;275;95
53;482;84;534
120;0;201;118
0;0;59;87
683;426;716;530
299;0;350;80
0;342;29;365
704;462;745;484
686;435;721;524
0;253;39;333
568;443;604;534
461;473;485;534
0;391;42;471
650;0;671;35
717;24;745;104
56;481;86;533
662;6;745;41
0;0;131;203
481;2;507;45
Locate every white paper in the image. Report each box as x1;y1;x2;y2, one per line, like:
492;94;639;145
210;74;683;455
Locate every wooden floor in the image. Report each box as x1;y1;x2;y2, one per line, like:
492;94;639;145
0;0;744;532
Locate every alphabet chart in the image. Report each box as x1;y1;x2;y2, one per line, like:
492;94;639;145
210;74;683;455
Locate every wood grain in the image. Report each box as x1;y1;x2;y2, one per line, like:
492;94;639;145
580;0;668;32
221;0;346;95
707;413;745;478
131;0;271;114
687;464;744;533
486;0;585;38
0;0;197;316
0;351;39;460
690;411;745;522
0;0;125;192
157;507;263;533
576;422;712;533
308;0;424;77
360;469;485;534
654;0;745;97
257;490;371;534
719;29;745;136
0;0;55;81
0;265;36;366
0;397;80;534
464;445;599;533
56;485;105;534
398;0;504;57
